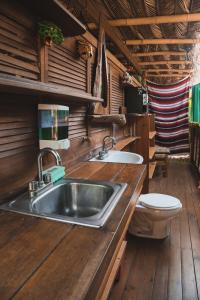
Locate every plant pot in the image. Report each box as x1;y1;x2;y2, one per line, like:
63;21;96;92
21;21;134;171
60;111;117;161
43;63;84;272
44;36;53;47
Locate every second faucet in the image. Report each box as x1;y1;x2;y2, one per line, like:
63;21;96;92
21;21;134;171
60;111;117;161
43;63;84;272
98;136;116;160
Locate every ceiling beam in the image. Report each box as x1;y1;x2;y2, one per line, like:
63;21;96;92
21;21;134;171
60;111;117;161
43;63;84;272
132;51;186;57
88;13;200;28
145;68;193;73
146;74;190;77
126;38;200;45
108;13;200;26
139;60;192;66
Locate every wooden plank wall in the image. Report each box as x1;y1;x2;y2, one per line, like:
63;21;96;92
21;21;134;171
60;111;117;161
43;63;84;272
0;95;38;202
0;1;127;202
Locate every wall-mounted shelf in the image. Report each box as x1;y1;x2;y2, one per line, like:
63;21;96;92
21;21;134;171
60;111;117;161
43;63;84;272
19;0;86;37
149;131;156;139
122;75;142;88
114;136;140;151
0;74;103;104
128;114;156;192
149;146;156;160
149;162;157;179
88;114;126;127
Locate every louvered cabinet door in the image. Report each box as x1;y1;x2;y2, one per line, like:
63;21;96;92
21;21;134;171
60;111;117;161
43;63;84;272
0;3;40;80
48;45;87;92
110;65;124;115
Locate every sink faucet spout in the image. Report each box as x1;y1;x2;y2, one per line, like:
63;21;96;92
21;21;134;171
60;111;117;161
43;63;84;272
98;136;116;160
37;148;62;184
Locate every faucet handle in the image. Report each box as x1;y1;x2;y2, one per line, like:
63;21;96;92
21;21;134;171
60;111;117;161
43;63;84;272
29;181;39;191
43;173;52;184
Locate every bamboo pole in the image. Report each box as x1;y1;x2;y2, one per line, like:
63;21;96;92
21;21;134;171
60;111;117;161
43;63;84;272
146;74;190;77
149;74;190;77
145;69;193;73
139;60;192;66
126;39;200;45
109;13;200;26
88;13;200;28
132;51;186;57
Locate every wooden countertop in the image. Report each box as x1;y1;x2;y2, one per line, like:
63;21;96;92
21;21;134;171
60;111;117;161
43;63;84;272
0;162;146;300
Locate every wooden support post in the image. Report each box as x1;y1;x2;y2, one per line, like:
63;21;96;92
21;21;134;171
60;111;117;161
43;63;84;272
86;58;92;94
40;45;48;83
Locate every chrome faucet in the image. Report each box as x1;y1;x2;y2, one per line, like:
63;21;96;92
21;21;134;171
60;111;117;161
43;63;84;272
37;148;62;184
29;148;62;198
98;136;116;160
102;136;116;152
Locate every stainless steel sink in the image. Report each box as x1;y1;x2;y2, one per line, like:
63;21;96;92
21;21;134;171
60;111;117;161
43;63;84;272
0;179;127;228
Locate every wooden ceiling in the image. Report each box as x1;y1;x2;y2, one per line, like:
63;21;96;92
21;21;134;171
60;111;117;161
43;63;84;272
64;0;200;84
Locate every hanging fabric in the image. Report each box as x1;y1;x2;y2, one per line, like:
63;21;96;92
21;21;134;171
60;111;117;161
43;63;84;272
147;78;190;154
191;83;200;122
90;15;108;114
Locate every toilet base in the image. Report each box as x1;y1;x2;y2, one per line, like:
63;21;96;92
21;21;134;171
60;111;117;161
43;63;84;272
128;211;170;239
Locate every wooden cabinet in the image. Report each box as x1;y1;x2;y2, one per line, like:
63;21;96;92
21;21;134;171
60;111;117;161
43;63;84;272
97;241;127;300
128;113;156;192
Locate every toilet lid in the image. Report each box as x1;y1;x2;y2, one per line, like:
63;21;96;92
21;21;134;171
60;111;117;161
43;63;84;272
139;193;181;210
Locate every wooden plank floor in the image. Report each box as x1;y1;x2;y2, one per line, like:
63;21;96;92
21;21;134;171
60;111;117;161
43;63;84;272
110;160;200;300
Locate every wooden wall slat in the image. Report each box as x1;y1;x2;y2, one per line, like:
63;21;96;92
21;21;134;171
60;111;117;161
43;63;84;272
68;105;87;140
0;8;39;81
0;34;36;56
0;95;38;201
0;127;34;137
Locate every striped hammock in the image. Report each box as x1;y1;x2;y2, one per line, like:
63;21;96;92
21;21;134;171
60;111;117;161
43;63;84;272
147;78;190;154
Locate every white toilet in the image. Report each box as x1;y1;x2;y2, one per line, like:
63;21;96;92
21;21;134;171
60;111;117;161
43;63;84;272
129;193;182;239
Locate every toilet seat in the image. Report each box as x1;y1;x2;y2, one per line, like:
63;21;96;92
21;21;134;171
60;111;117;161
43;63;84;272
139;193;181;210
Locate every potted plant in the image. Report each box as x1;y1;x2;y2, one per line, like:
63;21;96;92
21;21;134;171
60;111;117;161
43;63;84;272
38;21;64;47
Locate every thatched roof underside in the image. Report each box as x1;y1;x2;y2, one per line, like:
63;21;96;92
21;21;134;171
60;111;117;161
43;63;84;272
64;0;200;84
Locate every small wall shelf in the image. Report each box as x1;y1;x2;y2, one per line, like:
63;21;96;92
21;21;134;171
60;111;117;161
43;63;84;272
149;162;157;179
114;136;140;151
0;74;103;104
88;114;126;127
20;0;86;37
128;114;156;192
149;146;156;160
149;131;156;140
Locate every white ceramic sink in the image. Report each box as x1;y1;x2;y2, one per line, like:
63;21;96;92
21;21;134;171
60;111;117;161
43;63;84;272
90;150;143;164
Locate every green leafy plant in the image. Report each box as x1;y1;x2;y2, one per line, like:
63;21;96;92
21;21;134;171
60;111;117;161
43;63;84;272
38;21;64;46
